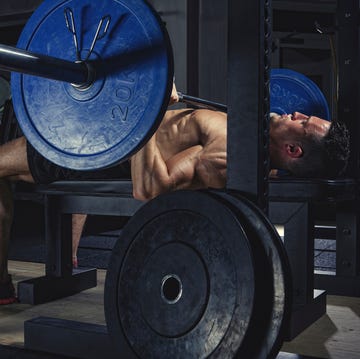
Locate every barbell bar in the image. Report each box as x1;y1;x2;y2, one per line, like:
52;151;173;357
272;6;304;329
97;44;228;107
0;44;91;88
177;92;228;112
0;43;226;111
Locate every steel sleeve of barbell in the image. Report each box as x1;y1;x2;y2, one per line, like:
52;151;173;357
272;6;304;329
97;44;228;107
0;44;89;86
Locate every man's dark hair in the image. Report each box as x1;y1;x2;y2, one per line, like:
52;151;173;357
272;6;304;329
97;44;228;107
287;121;350;178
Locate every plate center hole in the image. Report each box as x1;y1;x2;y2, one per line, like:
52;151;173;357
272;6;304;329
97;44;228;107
161;274;182;304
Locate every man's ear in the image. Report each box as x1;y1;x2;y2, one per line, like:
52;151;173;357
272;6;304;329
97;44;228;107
285;143;303;158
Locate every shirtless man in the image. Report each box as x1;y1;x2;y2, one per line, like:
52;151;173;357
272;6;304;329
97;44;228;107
131;108;349;200
0;86;350;304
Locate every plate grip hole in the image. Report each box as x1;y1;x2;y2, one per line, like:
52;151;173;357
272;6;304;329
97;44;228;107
161;274;183;304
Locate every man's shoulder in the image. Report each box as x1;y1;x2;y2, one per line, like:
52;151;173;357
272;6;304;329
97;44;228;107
194;110;227;133
162;108;226;135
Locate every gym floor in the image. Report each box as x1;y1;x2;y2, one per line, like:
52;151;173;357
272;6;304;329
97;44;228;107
0;260;358;359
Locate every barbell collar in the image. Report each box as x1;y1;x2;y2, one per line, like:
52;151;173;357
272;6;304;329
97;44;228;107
0;44;92;88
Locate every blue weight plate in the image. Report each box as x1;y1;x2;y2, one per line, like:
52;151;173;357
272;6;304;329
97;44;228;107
12;0;173;170
270;68;330;121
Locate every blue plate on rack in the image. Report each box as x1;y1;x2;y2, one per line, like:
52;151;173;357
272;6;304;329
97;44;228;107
270;68;330;121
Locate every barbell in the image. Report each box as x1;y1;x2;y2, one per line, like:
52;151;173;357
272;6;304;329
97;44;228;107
0;0;330;171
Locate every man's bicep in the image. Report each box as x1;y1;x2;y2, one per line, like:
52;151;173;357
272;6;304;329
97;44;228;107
162;145;227;192
195;154;227;189
165;145;204;190
130;144;202;200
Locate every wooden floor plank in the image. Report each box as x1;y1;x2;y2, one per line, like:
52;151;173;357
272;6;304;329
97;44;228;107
1;261;360;358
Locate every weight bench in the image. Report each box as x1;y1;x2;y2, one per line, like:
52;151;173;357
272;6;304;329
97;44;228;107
13;179;142;305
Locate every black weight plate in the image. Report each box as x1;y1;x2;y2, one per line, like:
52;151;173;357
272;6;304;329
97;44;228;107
209;190;292;359
12;0;173;170
104;190;274;358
